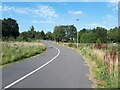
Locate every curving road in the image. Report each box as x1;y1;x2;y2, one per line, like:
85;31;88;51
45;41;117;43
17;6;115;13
2;41;93;89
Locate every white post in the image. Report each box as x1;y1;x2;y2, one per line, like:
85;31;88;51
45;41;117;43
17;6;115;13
77;31;78;48
76;19;79;48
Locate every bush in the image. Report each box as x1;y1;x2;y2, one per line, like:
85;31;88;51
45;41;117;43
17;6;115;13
68;43;77;48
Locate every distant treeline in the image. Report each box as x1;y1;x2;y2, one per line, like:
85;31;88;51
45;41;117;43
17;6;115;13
1;18;47;41
78;27;119;43
1;18;120;43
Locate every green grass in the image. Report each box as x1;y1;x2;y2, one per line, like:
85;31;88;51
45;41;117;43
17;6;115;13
58;42;118;88
1;41;46;66
78;45;118;88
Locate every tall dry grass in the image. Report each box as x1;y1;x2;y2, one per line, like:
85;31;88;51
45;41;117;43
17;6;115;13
1;41;46;66
62;42;118;88
79;43;118;88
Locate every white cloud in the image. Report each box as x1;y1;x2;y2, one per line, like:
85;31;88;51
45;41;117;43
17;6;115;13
2;6;32;14
2;5;58;24
68;10;83;16
15;7;32;14
2;5;58;18
107;1;118;11
33;5;58;24
2;6;14;11
89;14;118;29
33;5;58;18
108;0;119;3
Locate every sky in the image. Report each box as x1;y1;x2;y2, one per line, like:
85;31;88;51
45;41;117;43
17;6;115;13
1;0;119;2
0;1;118;33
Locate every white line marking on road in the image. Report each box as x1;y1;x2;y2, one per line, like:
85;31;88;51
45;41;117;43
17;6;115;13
3;42;60;89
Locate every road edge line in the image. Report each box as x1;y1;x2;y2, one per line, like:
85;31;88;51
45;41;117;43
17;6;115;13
3;42;60;89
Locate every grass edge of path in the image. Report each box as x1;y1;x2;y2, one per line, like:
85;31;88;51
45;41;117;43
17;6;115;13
52;41;97;88
1;42;46;68
54;42;118;88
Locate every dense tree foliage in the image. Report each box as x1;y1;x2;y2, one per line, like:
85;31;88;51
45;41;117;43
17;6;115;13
46;32;53;40
1;18;119;43
52;25;119;43
107;27;118;43
40;30;46;40
78;28;87;42
53;25;77;42
80;31;97;43
79;27;119;43
2;18;19;39
17;26;46;41
65;25;77;42
53;25;66;42
93;27;107;43
0;19;2;39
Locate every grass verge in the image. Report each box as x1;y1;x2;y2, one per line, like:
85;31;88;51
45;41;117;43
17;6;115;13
1;41;46;66
55;42;118;88
79;47;118;88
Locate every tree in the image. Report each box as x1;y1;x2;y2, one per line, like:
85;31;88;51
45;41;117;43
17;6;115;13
40;30;46;40
118;26;120;43
35;31;41;39
93;27;107;43
53;26;65;42
0;19;2;39
27;26;36;39
18;31;28;41
18;26;40;41
46;32;53;40
107;27;118;43
53;25;77;42
65;25;77;42
78;28;87;43
80;31;96;43
2;18;19;39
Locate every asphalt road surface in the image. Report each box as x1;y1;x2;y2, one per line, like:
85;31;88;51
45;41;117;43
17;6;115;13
2;41;93;89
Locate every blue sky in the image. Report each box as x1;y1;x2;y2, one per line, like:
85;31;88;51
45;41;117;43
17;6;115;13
1;2;118;33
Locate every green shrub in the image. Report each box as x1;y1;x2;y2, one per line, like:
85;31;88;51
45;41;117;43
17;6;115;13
68;43;74;47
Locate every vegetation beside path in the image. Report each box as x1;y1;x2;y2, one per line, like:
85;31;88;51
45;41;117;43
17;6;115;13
1;17;119;88
1;41;46;66
56;42;119;88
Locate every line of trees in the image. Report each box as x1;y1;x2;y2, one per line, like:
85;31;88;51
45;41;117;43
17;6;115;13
2;18;47;41
1;18;119;43
78;27;119;43
53;25;119;43
79;27;119;43
17;26;46;42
